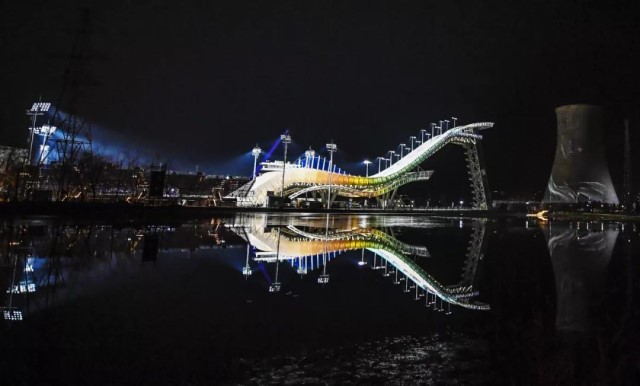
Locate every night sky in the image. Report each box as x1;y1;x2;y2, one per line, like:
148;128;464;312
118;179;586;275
2;1;639;200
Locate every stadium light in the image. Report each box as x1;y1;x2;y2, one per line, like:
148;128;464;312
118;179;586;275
363;160;371;177
280;134;291;200
251;144;261;180
326;141;337;209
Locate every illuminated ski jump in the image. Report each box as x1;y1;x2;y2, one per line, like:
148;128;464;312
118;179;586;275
227;121;493;208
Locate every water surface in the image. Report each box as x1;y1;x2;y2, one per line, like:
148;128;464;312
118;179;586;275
1;214;638;384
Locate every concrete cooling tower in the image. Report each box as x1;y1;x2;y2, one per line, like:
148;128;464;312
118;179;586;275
543;104;619;204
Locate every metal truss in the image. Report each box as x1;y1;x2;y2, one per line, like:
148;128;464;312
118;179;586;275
463;142;490;210
458;219;488;288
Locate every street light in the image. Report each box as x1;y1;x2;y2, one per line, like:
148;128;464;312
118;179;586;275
399;144;406;158
251;144;261;180
326;141;337;209
444;119;450;132
388;150;395;165
421;129;427;143
363;160;371;177
430;123;435;138
452;117;458;127
280;134;291;200
376;156;385;173
409;136;416;151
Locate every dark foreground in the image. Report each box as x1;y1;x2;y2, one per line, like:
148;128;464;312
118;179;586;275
1;214;639;385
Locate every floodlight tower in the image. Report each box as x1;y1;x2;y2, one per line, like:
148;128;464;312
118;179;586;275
280;134;291;199
25;101;52;165
304;147;315;168
251;144;262;180
409;136;416;151
326;141;337;209
363;160;371;177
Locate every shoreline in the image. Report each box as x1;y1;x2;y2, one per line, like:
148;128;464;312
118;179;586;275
0;202;638;222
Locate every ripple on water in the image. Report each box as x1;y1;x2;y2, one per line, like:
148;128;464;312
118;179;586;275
241;334;494;385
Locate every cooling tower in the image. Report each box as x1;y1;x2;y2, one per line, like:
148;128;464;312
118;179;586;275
543;104;619;204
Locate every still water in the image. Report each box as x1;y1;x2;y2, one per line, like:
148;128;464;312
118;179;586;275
1;214;638;385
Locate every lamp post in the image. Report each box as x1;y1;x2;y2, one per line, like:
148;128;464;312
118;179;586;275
409;136;416;151
280;134;291;200
452;117;457;127
388;150;395;165
326;141;337;209
251;144;261;180
376;156;385;173
444;119;450;132
421;129;427;143
363;160;371;177
430;123;435;138
399;144;406;158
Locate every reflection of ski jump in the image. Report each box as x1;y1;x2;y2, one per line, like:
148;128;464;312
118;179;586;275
232;215;490;311
227;122;493;209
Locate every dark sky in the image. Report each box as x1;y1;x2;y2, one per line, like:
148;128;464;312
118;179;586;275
1;0;639;199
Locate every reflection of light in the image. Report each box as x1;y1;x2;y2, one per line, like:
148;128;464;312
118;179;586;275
242;266;252;277
526;210;548;221
3;309;23;321
357;261;366;266
269;282;281;293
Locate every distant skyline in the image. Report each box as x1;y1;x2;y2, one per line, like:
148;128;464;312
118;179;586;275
2;1;639;198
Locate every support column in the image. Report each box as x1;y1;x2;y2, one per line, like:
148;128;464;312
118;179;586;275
463;141;491;210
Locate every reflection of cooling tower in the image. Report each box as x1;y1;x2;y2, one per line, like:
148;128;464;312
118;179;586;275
544;224;618;331
543;104;618;204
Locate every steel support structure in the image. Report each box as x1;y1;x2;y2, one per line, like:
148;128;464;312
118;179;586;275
462;142;491;210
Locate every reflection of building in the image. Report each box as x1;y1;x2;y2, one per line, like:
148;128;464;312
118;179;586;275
544;222;618;331
232;214;490;311
543;105;618;204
